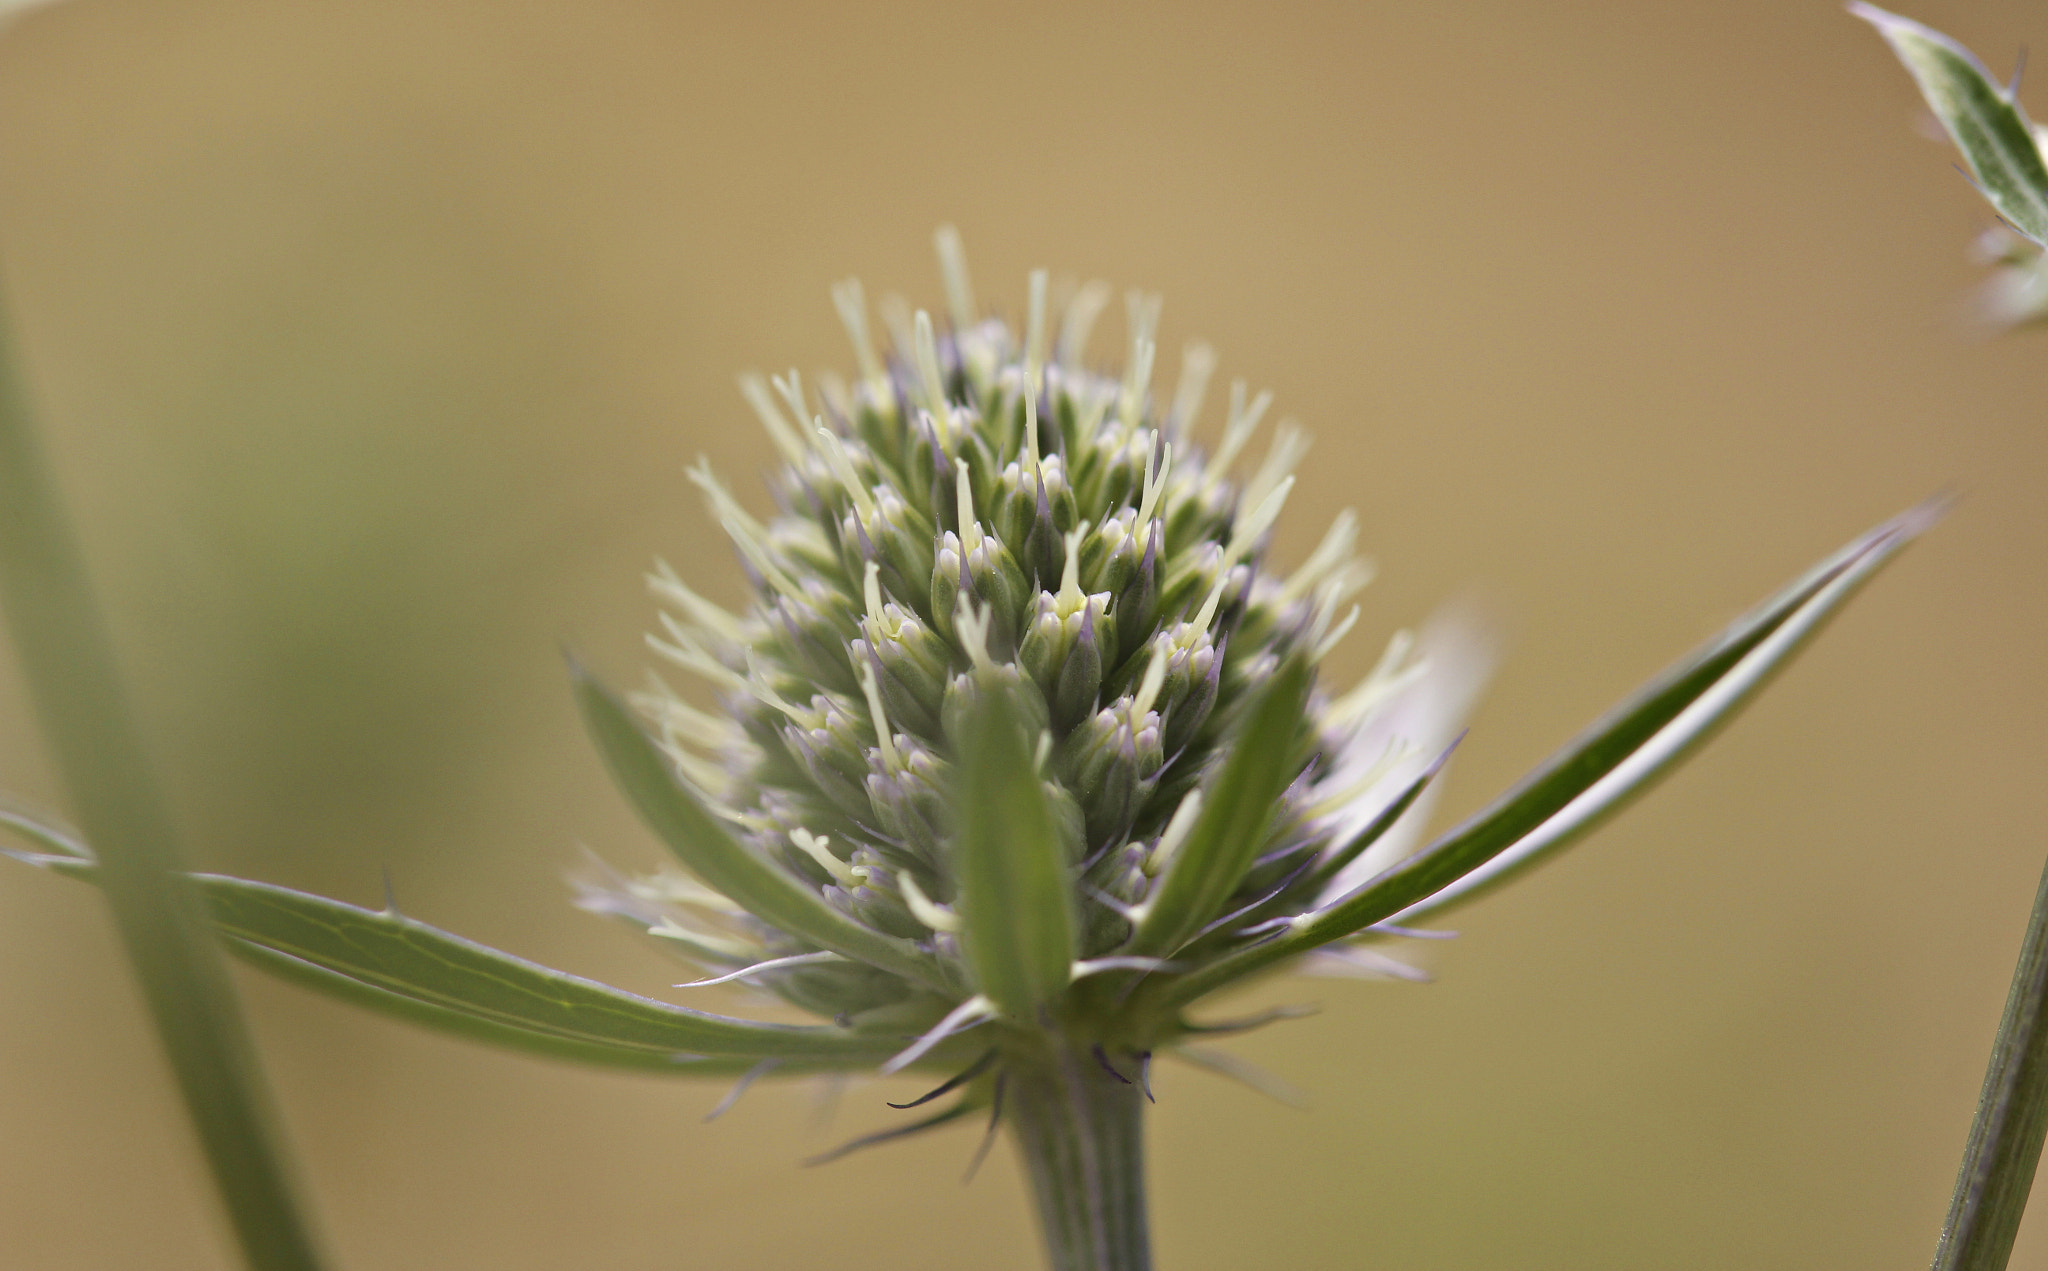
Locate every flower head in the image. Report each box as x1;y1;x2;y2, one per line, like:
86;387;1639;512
578;230;1491;1095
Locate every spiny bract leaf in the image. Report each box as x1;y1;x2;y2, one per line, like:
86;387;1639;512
0;830;908;1068
1854;3;2048;245
955;680;1077;1017
1126;656;1313;959
1156;501;1938;1008
574;666;945;991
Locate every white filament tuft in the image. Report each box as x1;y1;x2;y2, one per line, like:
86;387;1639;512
935;225;976;332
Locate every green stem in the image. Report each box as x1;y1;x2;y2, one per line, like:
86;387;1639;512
1932;851;2048;1271
0;290;328;1267
1006;1038;1152;1271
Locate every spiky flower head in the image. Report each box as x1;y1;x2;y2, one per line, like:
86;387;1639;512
574;229;1489;1098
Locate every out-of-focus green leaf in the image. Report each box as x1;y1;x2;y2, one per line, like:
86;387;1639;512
1854;4;2048;246
1155;502;1939;1009
1932;853;2048;1271
0;275;329;1268
573;666;946;991
1126;657;1313;959
1;834;907;1066
954;680;1076;1018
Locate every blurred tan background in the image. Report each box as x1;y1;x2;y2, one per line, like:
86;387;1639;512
0;0;2040;1266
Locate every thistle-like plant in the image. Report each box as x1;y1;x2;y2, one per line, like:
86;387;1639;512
1;231;1932;1271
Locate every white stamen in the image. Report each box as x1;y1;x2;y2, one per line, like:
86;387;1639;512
1119;339;1155;433
1297;945;1432;984
1327;656;1429;727
1034;729;1052;773
913;310;951;440
675;950;847;988
771;371;814;447
647;623;748;695
687;459;766;543
1206;381;1274;485
1310;560;1378;619
898;873;962;934
656;739;734;802
644;918;755;961
934;225;976;332
877;293;916;359
881;995;994;1074
633;683;738;750
1279;510;1360;606
1227;475;1296;568
1070;956;1179;981
1169;1044;1308;1107
1131;639;1170;719
1024;369;1043;470
1135;439;1173;535
954;459;984;553
856;659;900;770
703;1059;779;1122
1242;424;1310;516
607;861;747;916
721;514;805;601
831;278;889;398
1170;341;1216;433
1057;280;1111;367
791;828;858;887
1025;268;1049;378
648;560;745;644
738;373;808;465
1057;525;1087;608
1369;628;1416;685
1126;290;1162;358
1075;390;1112;452
1191;566;1233;634
813;425;879;522
1148;788;1204;876
1311;604;1362;663
1306;737;1415;820
817;371;853;421
1118;290;1162;431
861;560;899;639
954;600;996;673
735;667;811;724
1326;631;1420;724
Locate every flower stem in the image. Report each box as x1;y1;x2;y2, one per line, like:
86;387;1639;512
1005;1037;1152;1271
0;285;328;1267
1932;851;2048;1271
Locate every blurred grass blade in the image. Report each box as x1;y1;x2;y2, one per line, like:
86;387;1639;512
573;666;945;991
1156;503;1937;1008
0;300;329;1269
1853;4;2048;246
1127;657;1313;959
1931;853;2048;1271
1;837;905;1064
954;680;1076;1017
